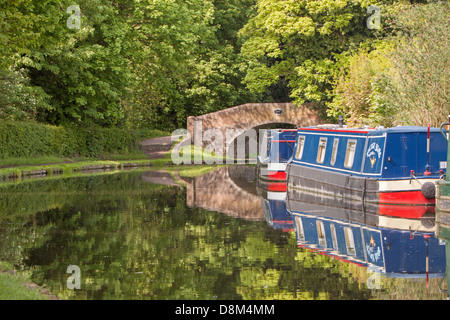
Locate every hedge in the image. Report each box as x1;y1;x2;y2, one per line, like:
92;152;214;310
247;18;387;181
0;122;141;159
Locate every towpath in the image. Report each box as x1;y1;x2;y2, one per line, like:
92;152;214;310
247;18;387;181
140;135;176;159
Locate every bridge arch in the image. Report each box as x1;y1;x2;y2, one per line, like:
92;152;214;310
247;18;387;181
186;102;321;161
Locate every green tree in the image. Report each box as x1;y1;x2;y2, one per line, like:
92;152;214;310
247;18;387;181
327;41;395;126
123;0;216;129
239;0;378;107
0;68;51;122
182;0;260;116
1;0;260;129
328;1;450;127
125;0;258;130
22;0;134;126
0;0;67;70
0;0;67;121
378;1;450;126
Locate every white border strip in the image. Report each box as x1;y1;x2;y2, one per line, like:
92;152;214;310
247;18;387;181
378;178;437;192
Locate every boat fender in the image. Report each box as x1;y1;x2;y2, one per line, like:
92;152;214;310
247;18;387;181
421;182;436;199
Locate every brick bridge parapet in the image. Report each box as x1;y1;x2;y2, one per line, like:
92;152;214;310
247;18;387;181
188;102;319;145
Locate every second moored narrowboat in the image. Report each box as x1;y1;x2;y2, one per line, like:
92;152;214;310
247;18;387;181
257;129;297;183
287;125;448;208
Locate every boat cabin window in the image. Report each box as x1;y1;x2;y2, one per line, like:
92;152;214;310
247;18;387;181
295;135;305;160
344;227;356;256
330;138;339;166
316;138;327;164
316;221;326;247
344;140;357;168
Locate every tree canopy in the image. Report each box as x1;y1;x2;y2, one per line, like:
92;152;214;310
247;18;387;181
0;0;447;129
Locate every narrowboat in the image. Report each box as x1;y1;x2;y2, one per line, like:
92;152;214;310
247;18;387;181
256;129;296;185
287;125;448;209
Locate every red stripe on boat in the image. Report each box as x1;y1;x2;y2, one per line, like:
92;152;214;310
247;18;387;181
299;128;370;134
268;171;286;180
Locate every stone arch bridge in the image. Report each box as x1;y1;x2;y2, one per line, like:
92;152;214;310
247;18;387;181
185;102;320;160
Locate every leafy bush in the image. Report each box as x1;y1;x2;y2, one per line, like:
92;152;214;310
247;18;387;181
328;2;450;127
0;122;141;159
378;1;450;127
327;42;394;127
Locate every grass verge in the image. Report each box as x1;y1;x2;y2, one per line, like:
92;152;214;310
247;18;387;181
0;261;57;300
0;137;254;181
0;147;176;181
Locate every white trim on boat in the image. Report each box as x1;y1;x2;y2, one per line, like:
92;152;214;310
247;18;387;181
378;178;437;192
267;162;287;171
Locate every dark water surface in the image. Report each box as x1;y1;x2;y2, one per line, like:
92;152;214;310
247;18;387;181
0;166;448;300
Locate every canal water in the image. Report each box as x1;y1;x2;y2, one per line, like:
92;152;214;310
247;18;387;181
0;166;448;300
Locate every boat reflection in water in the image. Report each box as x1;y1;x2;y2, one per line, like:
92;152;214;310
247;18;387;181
257;177;446;281
257;180;293;232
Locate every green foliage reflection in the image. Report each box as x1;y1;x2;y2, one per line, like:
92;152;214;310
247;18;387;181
0;171;373;300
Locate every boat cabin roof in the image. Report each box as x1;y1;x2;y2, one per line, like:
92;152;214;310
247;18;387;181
297;125;441;135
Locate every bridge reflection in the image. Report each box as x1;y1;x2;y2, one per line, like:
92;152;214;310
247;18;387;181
184;165;264;221
142;165;264;221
